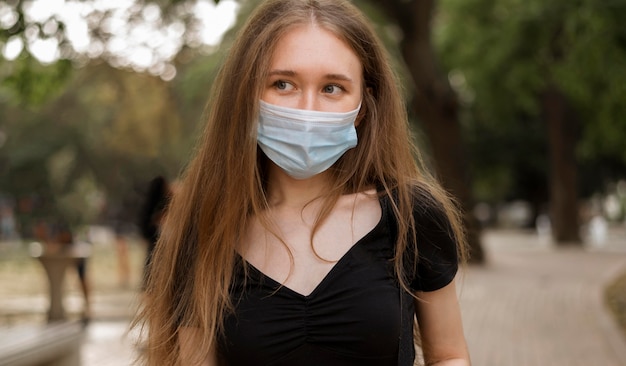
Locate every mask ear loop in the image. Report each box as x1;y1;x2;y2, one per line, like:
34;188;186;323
355;86;372;127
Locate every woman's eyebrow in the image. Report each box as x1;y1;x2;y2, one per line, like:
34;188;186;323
268;69;296;77
324;73;353;82
268;69;354;83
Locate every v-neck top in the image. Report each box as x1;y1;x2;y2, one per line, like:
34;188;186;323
218;191;458;366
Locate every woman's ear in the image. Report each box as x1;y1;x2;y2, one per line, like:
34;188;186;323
355;87;373;127
355;106;365;127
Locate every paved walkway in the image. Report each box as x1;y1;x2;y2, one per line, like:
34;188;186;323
462;229;626;366
3;228;626;365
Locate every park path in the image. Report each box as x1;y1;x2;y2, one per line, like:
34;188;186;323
461;229;626;366
80;229;626;365
4;228;625;365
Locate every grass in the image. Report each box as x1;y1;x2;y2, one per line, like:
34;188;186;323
606;269;626;338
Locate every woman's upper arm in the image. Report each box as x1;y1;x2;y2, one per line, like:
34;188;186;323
178;327;218;366
415;279;471;365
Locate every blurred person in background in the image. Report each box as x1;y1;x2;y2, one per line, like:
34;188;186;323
138;175;173;291
0;203;17;240
108;193;140;289
113;224;131;288
34;219;92;324
135;0;470;365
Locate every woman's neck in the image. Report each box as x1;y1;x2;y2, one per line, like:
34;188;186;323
266;166;333;212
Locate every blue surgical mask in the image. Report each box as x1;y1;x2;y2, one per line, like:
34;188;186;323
257;100;361;180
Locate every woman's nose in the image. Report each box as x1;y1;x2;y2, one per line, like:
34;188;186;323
298;91;319;111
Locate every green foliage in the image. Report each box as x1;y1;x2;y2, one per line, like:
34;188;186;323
0;0;226;107
3;0;625;233
0;0;235;235
0;1;74;106
1;57;74;106
437;0;626;201
0;62;210;232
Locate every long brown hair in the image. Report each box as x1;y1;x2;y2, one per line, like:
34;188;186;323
133;0;467;364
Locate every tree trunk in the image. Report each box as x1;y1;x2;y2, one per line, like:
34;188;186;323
542;84;581;244
375;0;485;263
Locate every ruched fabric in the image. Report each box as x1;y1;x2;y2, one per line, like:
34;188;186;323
218;191;458;365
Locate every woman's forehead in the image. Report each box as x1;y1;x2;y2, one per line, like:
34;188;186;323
267;24;362;78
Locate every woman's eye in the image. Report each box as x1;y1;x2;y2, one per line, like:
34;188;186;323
274;80;293;91
322;84;343;94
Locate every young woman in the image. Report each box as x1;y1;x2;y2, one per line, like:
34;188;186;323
135;0;470;365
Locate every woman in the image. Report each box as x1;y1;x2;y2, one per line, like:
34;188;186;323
135;0;470;365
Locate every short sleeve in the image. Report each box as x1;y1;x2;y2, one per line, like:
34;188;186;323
407;190;459;292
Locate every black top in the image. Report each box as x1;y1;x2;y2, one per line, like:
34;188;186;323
218;191;458;366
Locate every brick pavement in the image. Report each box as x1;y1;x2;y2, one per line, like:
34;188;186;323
461;230;626;366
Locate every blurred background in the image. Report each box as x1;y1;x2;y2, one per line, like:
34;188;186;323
0;0;625;365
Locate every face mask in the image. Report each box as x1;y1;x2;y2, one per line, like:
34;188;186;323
257;100;361;180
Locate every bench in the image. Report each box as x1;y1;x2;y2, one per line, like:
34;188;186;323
0;321;83;366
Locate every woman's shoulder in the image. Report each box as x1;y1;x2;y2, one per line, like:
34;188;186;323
378;181;458;245
379;181;446;214
406;183;460;291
